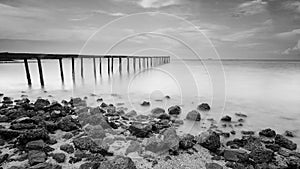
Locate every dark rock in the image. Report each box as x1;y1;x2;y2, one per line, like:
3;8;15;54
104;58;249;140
221;115;231;122
141;101;150;106
205;162;223;169
26;140;46;150
186;110;201;121
128;123;152;138
179;134;195;150
28;150;47;166
259;128;276;138
28;162;62;169
237;118;244;122
196;131;220;152
241;130;255;135
168;105;181;115
100;102;108;108
265;144;280;152
284;130;295;137
125;110;137;118
235;113;247;118
62;132;73;140
70;98;87;107
0;115;9;122
2;97;13;104
10;123;36;130
197;103;210;111
57;115;81;132
110;156;137;169
278;148;291;157
34;99;50;110
165;95;171;99
221;132;230;138
60;144;74;154
151;107;165;117
69;156;82;164
18;128;49;145
0;129;24;140
0;153;8;165
157;113;170;120
223;149;249;162
249;147;273;163
79;114;111;129
52;153;66;163
275;134;297;150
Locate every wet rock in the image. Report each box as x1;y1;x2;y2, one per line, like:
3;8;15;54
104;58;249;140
241;130;255;135
205;162;223;169
196;131;220;152
135;115;149;121
278;147;291;157
2;97;13;104
34;99;50;110
197;103;210;111
265;143;280;152
157;113;170;120
0;128;24;140
141;101;150;106
85;125;106;139
70;98;87;107
62;132;73;140
28;150;47;166
249;147;273;163
57;115;81;132
126;141;142;155
0;115;9;122
26;140;46;150
284;130;295;137
79;114;111;129
60;144;74;154
18;128;50;145
275;134;297;150
168;105;181;115
223;149;249;162
28;162;62;169
259;128;276;138
108;156;135;169
10;123;37;130
235;113;247;118
125;110;137;118
129;123;152;138
0;153;8;165
165;95;171;99
221;115;231;122
52;153;66;163
186;110;201;121
151;107;165;117
179;134;195;150
73;137;97;151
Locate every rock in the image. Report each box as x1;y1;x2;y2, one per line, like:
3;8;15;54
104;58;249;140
57;115;80;132
10;123;37;130
110;156;137;169
275;134;297;150
79;114;111;129
179;134;195;150
165;95;171;99
284;130;295;137
265;144;280;152
151;107;165;117
73;137;97;150
235;113;247;118
197;103;210;111
157;113;170;120
259;128;276;138
126;141;142;155
71;98;87;107
249;147;274;163
141;101;150;106
28;162;62;169
34;99;50;110
26;140;46;150
18;128;49;145
125;110;137;118
241;130;255;135
60;144;74;154
223;149;249;162
221;115;231;122
62;132;73;140
205;162;223;169
196;131;221;152
85;125;106;139
128;123;152;138
28;150;47;166
278;147;291;157
0;115;9;122
135;115;149;121
52;153;66;163
0;153;8;165
2;97;13;104
168;105;181;115
0;128;24;140
186;110;201;121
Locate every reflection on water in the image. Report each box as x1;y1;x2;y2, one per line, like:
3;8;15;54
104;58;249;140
0;59;300;145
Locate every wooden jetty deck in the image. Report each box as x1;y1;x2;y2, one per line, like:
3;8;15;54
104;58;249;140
0;52;170;86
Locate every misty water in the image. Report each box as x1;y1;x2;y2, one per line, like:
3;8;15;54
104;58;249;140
1;59;300;145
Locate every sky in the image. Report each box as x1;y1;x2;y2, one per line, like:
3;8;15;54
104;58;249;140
0;0;300;59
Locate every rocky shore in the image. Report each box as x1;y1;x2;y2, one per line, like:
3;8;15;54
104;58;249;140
0;95;299;169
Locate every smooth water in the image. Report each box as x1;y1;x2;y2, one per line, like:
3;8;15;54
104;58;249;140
1;59;300;145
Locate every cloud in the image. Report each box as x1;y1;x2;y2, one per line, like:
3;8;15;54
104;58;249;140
232;0;267;17
137;0;181;8
276;29;300;39
284;1;300;13
283;40;300;55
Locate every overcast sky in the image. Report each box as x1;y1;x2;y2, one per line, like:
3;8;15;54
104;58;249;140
0;0;300;59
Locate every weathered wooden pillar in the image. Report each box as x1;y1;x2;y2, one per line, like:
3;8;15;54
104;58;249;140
139;58;141;69
24;59;32;86
127;57;130;72
58;58;64;83
119;57;122;73
80;58;84;78
150;58;153;67
111;57;114;73
93;58;96;79
71;57;75;82
37;58;44;86
143;58;145;68
107;57;110;75
99;57;102;75
133;57;136;71
147;58;149;68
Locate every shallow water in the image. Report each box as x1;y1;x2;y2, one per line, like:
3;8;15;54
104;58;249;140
1;59;300;145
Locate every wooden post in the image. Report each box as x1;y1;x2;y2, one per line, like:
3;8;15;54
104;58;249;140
127;57;130;72
111;57;114;73
150;58;153;67
23;59;32;85
139;58;141;69
80;58;84;78
119;57;122;73
37;58;44;86
143;58;145;68
133;57;136;71
107;57;110;75
71;57;75;82
93;58;96;79
59;58;64;83
99;57;102;75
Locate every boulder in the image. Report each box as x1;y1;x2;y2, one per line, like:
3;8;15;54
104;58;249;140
52;153;66;163
28;150;47;166
223;149;249;162
28;162;62;169
196;131;220;152
205;163;223;169
179;134;195;150
249;147;274;163
235;112;247;118
0;129;24;140
85;125;106;139
110;156;137;169
284;130;295;137
62;132;73;140
265;144;280;152
0;115;9;122
10;123;36;130
186;110;201;121
197;103;210;111
275;134;297;150
151;107;165;117
125;110;137;118
168;105;181;115
157;113;170;120
60;144;74;154
79;114;111;129
18;128;49;145
73;137;97;151
2;97;13;104
57;115;81;132
259;128;276;138
26;140;46;150
141;101;150;106
34;99;50;110
128;123;152;138
221;115;231;122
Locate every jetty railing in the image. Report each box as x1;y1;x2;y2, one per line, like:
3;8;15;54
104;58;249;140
0;52;170;86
